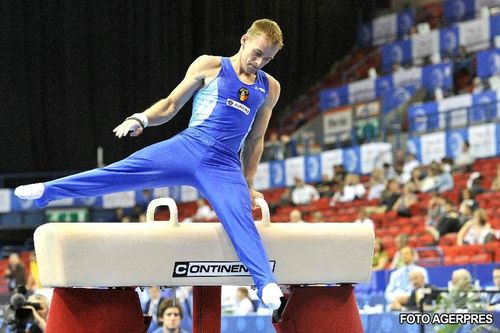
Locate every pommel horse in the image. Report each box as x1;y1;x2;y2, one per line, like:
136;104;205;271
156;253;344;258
34;198;374;333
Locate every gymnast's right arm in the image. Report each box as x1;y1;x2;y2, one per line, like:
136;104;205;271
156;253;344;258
113;55;216;138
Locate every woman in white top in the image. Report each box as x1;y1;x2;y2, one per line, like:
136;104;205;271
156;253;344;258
457;209;494;245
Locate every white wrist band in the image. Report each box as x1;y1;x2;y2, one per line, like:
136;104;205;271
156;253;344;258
126;113;149;128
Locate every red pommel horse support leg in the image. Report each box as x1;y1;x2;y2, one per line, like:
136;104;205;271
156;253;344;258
34;198;373;333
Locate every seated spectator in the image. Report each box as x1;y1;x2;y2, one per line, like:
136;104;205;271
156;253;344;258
383;162;397;180
333;164;347;183
264;132;285;161
291;177;319;206
354;207;374;227
458;188;479;214
367;168;386;200
458;202;474;226
289;209;305;223
408;167;424;193
183;199;216;223
426;192;446;228
435;164;454;193
487;266;500;311
392;183;418;217
311;211;324;223
385;247;429;304
143;286;165;330
153;299;189;333
441;157;454;173
401;154;420;184
390;269;438;311
389;234;419;269
428;199;461;240
372;238;389;271
469;173;487;197
491;164;500;191
440;268;478;310
315;174;335;198
457;208;494;245
454;141;475;172
233;287;255;315
420;165;439;193
330;173;365;204
366;179;401;214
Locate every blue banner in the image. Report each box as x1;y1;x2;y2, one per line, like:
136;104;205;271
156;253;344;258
471;90;498;122
476;48;500;78
375;75;394;98
342;147;361;174
382;84;417;114
269;160;286;188
446;128;468;158
408;102;439;132
491;14;500;40
381;40;412;71
439;26;460;56
496;123;500;156
422;62;453;91
443;0;475;24
357;23;373;48
406;137;422;162
319;86;349;111
305;154;322;183
397;10;415;38
74;197;103;208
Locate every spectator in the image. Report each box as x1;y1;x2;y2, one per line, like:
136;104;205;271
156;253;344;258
189;199;216;222
457;208;494;245
469;173;487;197
401;154;420;183
24;293;49;333
408;167;423;193
491;164;500;191
280;134;297;158
26;251;41;292
153;299;189;333
426;192;446;228
428;199;461;240
291;177;319;206
420;164;439;193
389;234;419;269
487;266;500;311
382;162;397;180
458;202;474;226
333;164;347;184
4;253;26;292
311;211;324;223
436;164;454;193
330;173;365;204
440;268;478;310
454;141;475;172
372;238;389;271
458;188;478;214
385;247;428;304
390;269;438;311
354;207;374;227
264;132;285;161
392;183;418;217
367;168;386;200
366;179;401;214
233;287;255;315
143;287;166;329
289;209;305;223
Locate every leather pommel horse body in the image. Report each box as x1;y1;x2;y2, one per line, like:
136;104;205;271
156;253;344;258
34;198;374;333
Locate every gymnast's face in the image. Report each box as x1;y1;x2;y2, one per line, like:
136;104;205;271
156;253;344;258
240;33;280;74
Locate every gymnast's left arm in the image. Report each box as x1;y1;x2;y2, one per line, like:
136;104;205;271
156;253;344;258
241;75;281;207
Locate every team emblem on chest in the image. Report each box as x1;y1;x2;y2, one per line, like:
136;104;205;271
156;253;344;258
238;87;249;102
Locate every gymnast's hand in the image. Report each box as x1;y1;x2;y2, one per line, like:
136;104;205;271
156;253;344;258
113;118;144;138
249;188;264;210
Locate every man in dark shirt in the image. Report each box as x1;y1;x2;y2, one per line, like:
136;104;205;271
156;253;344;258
4;253;26;292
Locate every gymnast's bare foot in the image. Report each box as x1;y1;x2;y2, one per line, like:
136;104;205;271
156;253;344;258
14;183;45;200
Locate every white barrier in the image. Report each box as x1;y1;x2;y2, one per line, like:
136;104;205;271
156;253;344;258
34;198;374;287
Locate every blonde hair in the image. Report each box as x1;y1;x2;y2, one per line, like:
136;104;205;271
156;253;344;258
247;19;284;48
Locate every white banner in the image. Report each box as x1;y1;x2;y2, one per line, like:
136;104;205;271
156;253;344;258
438;93;472;129
411;30;439;60
0;189;11;213
360;143;393;174
181;186;198;202
476;0;500;11
459;17;490;51
323;107;352;144
421;132;446;164
47;198;74;207
355;100;381;118
320;149;343;180
393;67;422;87
469;123;497;158
373;14;397;45
285;157;305;186
153;187;169;198
103;191;136;208
348;78;375;104
254;162;270;190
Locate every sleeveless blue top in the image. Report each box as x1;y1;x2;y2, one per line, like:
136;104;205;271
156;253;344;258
189;57;269;153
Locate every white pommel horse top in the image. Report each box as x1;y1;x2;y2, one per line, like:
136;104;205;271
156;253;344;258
34;198;375;288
